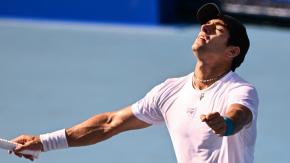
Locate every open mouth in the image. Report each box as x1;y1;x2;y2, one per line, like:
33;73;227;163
199;35;208;41
198;35;208;43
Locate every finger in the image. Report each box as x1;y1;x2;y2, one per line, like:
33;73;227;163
14;144;26;152
14;152;23;158
11;135;28;145
15;139;42;154
14;143;34;153
208;121;224;132
205;116;224;127
206;112;221;121
212;125;226;135
200;114;206;122
11;135;25;143
23;154;34;161
14;145;36;161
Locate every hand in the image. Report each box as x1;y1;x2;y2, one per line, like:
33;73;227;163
10;135;43;161
200;112;226;137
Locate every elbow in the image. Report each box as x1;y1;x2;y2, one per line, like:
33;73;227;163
232;108;253;134
66;112;119;147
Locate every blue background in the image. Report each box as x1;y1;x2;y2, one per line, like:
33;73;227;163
0;0;169;24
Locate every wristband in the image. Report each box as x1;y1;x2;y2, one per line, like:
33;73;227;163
40;129;68;152
223;117;234;136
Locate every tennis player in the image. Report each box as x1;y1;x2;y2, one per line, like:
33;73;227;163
11;3;258;163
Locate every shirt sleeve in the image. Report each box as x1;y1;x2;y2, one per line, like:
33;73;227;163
227;84;259;121
131;83;165;125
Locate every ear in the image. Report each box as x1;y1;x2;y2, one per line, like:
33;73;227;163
226;46;240;58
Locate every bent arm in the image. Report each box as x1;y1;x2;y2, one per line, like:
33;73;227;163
200;103;253;136
225;103;252;134
66;105;151;147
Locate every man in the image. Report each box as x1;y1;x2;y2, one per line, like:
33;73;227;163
11;3;258;163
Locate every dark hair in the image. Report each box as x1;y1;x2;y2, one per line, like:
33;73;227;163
221;16;250;72
227;37;246;72
196;3;250;72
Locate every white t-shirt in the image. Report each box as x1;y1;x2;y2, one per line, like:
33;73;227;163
132;71;259;163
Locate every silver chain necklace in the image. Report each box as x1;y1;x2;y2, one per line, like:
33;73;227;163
193;72;228;100
193;73;224;83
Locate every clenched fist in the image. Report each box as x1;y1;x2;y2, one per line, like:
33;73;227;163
200;112;227;137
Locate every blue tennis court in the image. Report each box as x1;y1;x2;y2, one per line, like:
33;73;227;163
0;19;289;163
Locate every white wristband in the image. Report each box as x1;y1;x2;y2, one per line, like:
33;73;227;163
40;129;69;152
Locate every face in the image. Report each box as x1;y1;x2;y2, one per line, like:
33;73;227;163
192;19;231;62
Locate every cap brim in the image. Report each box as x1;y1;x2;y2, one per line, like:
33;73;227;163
196;3;222;24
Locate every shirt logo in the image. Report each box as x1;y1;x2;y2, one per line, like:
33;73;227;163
186;107;197;117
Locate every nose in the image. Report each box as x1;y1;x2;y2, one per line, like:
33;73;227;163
201;23;214;34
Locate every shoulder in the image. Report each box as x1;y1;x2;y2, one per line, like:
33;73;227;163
221;72;259;104
224;72;259;107
142;73;192;99
158;73;191;93
224;72;257;91
148;73;191;107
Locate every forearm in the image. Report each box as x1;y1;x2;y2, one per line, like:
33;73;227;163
201;104;253;136
225;104;252;134
66;112;117;147
12;106;149;156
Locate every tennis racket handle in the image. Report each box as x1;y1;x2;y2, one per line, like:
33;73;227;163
0;138;40;158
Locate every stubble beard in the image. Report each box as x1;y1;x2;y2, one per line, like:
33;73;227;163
192;40;207;58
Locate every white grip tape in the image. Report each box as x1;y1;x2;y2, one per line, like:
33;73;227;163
0;138;40;158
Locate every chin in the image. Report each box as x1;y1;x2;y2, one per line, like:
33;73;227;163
192;43;201;53
192;43;198;51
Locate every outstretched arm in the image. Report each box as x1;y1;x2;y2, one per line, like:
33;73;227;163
66;106;150;147
12;105;150;160
200;103;253;136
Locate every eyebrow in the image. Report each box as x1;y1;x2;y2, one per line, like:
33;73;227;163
207;20;227;28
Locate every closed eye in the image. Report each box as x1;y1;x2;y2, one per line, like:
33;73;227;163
216;26;225;33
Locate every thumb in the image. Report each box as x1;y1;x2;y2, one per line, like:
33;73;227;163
200;114;207;122
14;143;32;153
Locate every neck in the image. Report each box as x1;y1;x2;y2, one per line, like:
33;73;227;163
193;62;230;90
